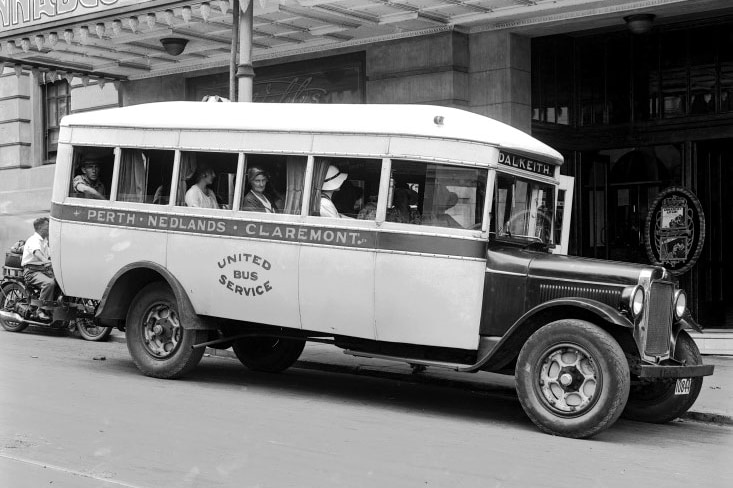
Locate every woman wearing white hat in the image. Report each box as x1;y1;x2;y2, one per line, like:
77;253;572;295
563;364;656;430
320;164;349;218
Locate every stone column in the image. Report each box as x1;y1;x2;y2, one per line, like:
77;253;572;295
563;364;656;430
469;31;531;132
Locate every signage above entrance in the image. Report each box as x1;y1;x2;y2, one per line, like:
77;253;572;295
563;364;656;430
498;151;553;177
645;186;706;276
0;0;124;35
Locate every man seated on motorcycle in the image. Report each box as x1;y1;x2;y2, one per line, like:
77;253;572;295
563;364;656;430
21;217;55;321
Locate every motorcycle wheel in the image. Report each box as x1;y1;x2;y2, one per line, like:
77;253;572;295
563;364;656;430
70;298;113;342
1;282;29;333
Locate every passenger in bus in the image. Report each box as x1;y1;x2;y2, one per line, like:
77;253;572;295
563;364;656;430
388;184;421;224
73;159;106;199
320;165;350;218
242;167;278;213
185;165;219;208
424;186;462;228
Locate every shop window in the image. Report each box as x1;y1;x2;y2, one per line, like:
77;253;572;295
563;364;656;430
387;160;485;230
689;27;717;115
578;38;606;126
531;37;572;125
69;146;114;200
175;151;238;209
44;80;70;163
241;154;307;215
719;27;733;113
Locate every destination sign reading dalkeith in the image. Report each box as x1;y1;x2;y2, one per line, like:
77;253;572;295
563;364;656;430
498;151;553;176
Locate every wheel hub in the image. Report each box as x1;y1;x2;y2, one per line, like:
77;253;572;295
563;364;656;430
538;346;599;415
142;305;181;359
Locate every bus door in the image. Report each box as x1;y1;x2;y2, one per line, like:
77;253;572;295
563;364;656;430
373;160;487;350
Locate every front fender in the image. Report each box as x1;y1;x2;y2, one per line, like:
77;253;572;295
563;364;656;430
97;261;215;330
477;297;633;372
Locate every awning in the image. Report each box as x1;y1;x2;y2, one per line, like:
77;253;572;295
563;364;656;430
0;0;730;81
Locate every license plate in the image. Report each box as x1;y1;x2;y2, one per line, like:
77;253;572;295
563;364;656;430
675;378;692;395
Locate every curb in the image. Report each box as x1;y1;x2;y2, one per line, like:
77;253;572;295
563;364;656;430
111;335;733;426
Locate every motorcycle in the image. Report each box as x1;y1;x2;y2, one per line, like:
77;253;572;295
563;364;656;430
0;244;113;341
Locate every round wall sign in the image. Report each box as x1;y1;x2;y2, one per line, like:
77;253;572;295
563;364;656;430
644;186;705;276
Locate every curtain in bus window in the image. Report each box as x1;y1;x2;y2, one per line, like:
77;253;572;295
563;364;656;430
118;151;147;202
309;158;330;216
178;152;197;205
284;156;306;215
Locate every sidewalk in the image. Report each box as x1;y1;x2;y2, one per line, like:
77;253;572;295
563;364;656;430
193;338;733;426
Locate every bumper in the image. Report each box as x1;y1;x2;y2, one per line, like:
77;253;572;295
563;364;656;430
639;363;714;379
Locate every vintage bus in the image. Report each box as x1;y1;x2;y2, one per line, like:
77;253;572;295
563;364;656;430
48;102;712;438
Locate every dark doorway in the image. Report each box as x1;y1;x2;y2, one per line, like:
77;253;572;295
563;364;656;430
693;140;733;327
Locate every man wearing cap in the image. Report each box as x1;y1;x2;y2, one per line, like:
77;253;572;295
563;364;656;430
21;217;55;321
320;164;349;218
73;160;106;199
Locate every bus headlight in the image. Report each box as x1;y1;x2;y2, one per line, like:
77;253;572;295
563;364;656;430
673;290;687;319
621;285;645;318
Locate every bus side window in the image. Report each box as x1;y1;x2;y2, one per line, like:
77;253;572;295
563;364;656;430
117;149;175;204
241;154;307;215
390;160;485;229
309;157;382;219
69;146;114;200
177;151;239;209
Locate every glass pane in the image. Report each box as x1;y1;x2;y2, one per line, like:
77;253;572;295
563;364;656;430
241;154;306;215
493;173;555;245
57;97;68;120
389;160;485;229
71;147;114;199
720;26;733;113
578;39;605;126
177;151;238;209
660;30;688;117
47;100;57;128
607;36;631;124
689;27;716;115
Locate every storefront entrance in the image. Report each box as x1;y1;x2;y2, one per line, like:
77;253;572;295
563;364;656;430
580;147;680;264
693;140;733;327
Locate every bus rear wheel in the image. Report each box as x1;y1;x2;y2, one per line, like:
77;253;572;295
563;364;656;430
232;337;305;373
126;282;206;379
515;319;630;439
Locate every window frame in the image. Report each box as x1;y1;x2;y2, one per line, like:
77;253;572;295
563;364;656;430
44;79;71;164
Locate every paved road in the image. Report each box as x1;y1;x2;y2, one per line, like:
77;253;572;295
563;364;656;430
1;330;732;488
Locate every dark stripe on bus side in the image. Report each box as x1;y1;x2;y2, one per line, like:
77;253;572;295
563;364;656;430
52;203;486;259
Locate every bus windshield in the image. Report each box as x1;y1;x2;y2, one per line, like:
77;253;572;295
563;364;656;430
491;172;555;246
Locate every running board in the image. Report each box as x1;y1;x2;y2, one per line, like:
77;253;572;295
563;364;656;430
344;349;475;372
343;336;502;373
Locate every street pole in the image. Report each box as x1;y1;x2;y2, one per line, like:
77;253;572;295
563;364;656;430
236;0;254;102
229;0;240;102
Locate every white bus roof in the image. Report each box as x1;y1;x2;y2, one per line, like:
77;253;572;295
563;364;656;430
61;102;563;166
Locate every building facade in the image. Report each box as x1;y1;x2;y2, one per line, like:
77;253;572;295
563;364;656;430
1;0;732;328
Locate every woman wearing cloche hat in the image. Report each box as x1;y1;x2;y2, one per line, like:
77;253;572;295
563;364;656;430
320;164;349;218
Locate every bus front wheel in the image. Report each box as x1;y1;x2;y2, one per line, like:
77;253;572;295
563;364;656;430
126;282;206;379
622;330;704;423
515;319;630;439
